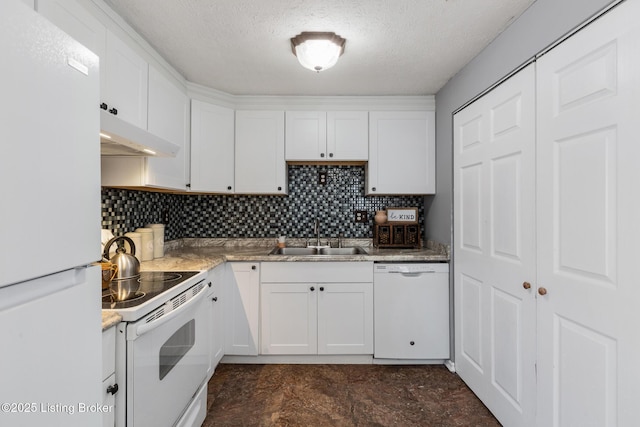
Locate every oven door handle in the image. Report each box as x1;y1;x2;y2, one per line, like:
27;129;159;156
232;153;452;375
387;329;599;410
129;285;208;339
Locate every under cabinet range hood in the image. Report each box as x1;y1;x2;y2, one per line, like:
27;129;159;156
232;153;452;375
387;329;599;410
100;110;179;157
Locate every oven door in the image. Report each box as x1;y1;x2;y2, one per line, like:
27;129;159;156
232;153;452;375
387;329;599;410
126;284;210;427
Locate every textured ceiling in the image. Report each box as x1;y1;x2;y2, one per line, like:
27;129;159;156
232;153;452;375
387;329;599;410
104;0;535;96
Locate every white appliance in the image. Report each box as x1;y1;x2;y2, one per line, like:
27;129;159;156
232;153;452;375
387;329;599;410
374;263;450;360
103;271;210;427
0;1;102;426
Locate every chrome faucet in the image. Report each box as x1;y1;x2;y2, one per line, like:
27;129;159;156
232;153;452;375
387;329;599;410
314;218;321;247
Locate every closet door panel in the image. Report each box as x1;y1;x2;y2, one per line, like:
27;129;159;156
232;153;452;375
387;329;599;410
536;2;640;425
454;64;537;427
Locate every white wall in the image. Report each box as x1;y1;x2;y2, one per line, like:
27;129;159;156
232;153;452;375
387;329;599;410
426;0;616;246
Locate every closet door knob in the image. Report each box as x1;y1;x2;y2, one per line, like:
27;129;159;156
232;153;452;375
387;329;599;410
523;282;531;290
538;287;548;296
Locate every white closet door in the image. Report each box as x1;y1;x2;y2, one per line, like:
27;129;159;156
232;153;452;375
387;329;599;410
536;2;640;426
454;64;537;427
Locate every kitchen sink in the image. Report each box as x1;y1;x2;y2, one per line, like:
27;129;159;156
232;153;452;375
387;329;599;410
269;247;318;255
269;246;368;256
318;247;368;255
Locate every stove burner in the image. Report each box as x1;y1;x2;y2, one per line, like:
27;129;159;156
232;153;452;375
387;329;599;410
102;292;146;304
139;272;183;283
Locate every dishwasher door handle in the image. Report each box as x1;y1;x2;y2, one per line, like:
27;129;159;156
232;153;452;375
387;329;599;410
385;271;436;276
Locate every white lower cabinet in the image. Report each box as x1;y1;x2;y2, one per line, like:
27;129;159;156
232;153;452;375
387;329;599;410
206;265;225;378
260;262;373;355
224;263;260;356
102;326;117;427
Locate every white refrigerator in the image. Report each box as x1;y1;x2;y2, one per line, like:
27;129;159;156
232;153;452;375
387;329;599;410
0;1;102;426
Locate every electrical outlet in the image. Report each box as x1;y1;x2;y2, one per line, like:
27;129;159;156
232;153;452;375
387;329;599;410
318;170;327;186
354;210;368;223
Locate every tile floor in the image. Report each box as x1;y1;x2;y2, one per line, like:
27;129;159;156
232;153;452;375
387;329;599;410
204;364;501;426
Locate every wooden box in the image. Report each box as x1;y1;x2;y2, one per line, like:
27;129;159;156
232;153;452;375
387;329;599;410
374;223;421;249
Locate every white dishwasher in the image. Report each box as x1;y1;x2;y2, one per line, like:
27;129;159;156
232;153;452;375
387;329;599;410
374;263;450;361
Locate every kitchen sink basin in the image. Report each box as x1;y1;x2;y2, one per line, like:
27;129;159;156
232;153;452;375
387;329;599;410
268;246;368;256
318;247;368;255
269;247;318;255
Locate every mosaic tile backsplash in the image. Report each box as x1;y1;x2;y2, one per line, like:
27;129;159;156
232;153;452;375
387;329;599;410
102;165;425;241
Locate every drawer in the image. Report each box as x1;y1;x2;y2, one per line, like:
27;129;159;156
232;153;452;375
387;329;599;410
261;261;373;283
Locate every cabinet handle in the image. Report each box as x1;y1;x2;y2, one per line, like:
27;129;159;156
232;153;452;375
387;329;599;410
538;287;548;296
186;183;191;188
320;153;325;158
277;186;282;191
251;265;256;270
523;281;531;290
107;384;119;395
99;102;108;110
371;187;376;192
108;107;118;115
319;286;324;291
208;282;212;287
329;153;334;158
227;186;232;191
310;286;315;291
410;341;415;346
212;296;218;302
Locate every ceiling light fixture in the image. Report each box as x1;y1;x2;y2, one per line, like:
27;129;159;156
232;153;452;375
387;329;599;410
290;32;346;73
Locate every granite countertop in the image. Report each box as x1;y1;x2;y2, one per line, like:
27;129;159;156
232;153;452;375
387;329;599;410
102;237;449;329
102;311;122;331
139;237;449;272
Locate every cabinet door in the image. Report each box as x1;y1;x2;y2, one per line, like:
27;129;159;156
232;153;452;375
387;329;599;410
536;3;640;425
327;111;368;160
208;266;225;373
225;263;259;356
368;111;435;194
235;111;286;194
285;111;327;160
104;30;148;129
190;100;235;193
146;66;189;190
261;283;317;355
317;283;373;355
102;374;116;427
454;65;536;427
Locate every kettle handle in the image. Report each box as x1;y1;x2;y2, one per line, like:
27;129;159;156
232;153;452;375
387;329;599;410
103;236;136;260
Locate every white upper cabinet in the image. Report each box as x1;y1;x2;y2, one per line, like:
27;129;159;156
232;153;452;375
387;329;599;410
235;110;287;194
285;111;368;161
103;30;148;129
146;65;189;190
190;100;235;193
367;111;435;195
